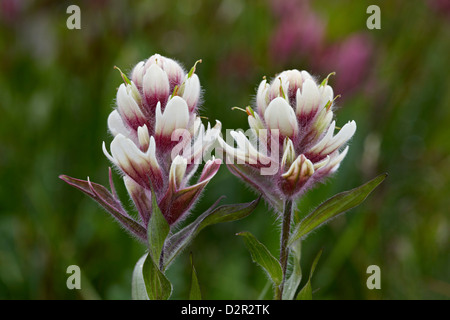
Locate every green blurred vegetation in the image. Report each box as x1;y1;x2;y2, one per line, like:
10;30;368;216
0;0;448;299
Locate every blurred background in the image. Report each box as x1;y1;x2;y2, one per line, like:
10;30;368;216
0;0;449;300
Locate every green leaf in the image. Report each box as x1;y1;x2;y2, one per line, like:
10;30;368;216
289;173;387;246
131;254;149;300
142;253;172;300
163;197;260;269
296;279;312;300
189;253;202;300
147;189;170;269
237;231;283;286
282;240;302;300
296;249;323;300
309;248;323;278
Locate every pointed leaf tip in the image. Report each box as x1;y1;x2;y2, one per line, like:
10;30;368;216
189;253;202;300
289;173;387;246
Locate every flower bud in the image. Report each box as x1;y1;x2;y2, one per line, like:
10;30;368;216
137;124;150;151
143;63;170;113
264;97;299;137
107;110;130;137
155;96;190;137
256;79;269;115
221;69;356;206
296;78;320;117
169;155;188;190
116;83;146;131
163;57;186;91
103;134;162;192
124;175;152;226
131;61;145;89
281;154;315;196
308;120;356;159
180;73;201;112
281;137;296;170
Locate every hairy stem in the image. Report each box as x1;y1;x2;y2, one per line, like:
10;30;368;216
276;199;293;300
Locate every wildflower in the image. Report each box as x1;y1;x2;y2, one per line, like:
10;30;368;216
219;69;356;210
60;54;221;241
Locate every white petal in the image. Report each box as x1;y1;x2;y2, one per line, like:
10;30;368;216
309;121;336;154
264;97;298;137
164;57;185;85
323;121;356;154
154;102;163;134
102;141;116;164
330;145;349;168
147;136;160;170
117;83;144;122
230;131;260;164
301;70;313;81
269;73;289;100
110;134;149;181
296;78;320;116
319;85;334;110
155;96;190;136
217;135;248;164
281;137;296;169
169;155;187;189
256;79;269;115
137;124;150;151
143;64;170;100
131;61;145;88
182;73;201;112
107;110;129;137
281;154;314;181
313;155;330;170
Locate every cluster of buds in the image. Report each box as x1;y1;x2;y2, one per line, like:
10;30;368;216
105;54;222;226
62;54;221;241
219;70;356;211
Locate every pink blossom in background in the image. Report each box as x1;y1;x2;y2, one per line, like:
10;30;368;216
269;0;374;100
269;0;325;63
0;0;24;23
428;0;450;17
315;33;374;97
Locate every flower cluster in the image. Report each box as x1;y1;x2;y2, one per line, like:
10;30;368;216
219;70;356;211
61;54;221;241
105;54;222;226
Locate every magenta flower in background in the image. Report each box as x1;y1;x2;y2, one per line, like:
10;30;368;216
428;0;450;17
315;33;374;97
269;0;374;99
269;0;325;64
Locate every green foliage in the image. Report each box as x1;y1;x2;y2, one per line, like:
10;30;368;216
237;232;283;286
189;253;202;300
163;197;260;269
142;253;173;300
282;240;302;300
289;173;387;245
147;189;170;269
296;249;323;300
131;254;148;300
